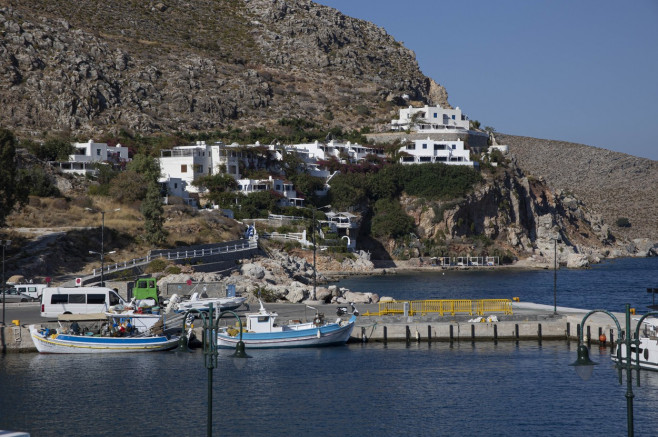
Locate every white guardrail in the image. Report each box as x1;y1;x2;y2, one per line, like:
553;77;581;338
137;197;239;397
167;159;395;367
89;240;258;279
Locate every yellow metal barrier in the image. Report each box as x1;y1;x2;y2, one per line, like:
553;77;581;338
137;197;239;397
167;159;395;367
363;299;513;317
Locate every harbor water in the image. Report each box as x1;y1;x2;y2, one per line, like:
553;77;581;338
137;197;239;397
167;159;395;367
1;257;658;436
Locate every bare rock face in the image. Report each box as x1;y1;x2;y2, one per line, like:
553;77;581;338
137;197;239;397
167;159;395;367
399;160;637;268
498;134;658;244
0;1;438;138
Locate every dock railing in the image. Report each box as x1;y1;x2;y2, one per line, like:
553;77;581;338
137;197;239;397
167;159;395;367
363;299;513;317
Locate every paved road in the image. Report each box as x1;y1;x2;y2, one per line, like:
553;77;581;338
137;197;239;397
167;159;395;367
0;301;374;327
1;302;43;325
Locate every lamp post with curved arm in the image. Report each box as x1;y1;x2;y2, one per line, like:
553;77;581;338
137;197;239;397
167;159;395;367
179;304;248;437
570;304;658;436
1;240;11;325
86;208;120;286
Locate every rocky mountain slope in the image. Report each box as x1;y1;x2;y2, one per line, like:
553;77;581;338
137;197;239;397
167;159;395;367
497;134;657;243
0;0;448;138
394;159;631;268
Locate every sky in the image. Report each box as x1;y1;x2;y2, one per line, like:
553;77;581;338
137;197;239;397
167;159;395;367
317;0;658;161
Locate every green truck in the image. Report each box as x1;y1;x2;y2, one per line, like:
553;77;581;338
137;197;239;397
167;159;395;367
131;278;160;303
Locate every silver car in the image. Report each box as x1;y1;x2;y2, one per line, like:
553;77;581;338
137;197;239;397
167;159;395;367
0;288;31;303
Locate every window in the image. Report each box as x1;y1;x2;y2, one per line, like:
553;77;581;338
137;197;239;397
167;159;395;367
452;144;456;150
96;149;101;156
452;115;455;120
174;183;178;189
69;294;86;304
434;144;446;150
276;185;281;191
87;294;106;304
51;294;68;304
406;144;415;150
181;165;187;173
109;292;121;306
422;143;427;149
433;113;438;118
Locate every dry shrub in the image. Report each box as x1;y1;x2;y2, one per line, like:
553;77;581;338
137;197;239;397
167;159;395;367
70;196;93;209
28;196;41;207
51;198;69;210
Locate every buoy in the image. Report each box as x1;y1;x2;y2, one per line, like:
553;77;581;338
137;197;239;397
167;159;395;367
599;334;607;344
512;297;520;302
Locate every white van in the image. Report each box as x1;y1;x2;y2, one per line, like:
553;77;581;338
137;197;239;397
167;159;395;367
13;284;48;301
40;287;127;318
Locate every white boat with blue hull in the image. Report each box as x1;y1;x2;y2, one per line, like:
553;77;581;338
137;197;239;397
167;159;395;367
29;313;180;354
612;317;658;371
216;301;357;349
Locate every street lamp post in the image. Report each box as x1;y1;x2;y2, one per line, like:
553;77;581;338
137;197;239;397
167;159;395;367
553;237;561;314
312;208;317;301
179;304;248;437
86;208;120;286
89;250;115;286
570;304;658;436
1;240;11;325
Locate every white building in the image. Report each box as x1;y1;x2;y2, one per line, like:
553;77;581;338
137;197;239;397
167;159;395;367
399;138;475;167
286;140;384;165
50;139;130;174
237;176;304;207
392;105;470;132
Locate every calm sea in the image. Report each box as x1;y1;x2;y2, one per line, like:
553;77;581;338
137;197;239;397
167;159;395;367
1;257;657;437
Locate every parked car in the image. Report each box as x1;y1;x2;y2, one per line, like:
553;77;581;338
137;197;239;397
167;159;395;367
0;288;31;303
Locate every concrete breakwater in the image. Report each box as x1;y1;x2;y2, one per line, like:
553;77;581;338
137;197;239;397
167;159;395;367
0;302;633;353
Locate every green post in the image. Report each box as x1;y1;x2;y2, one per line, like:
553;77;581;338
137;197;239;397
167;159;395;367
624;304;634;437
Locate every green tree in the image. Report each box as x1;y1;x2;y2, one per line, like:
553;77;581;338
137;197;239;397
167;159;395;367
20;167;60;197
237;191;280;219
140;182;167;245
26;137;74;161
109;170;148;203
370;198;415;239
0;129;28;226
290;173;324;200
128;154;161;183
192;173;238;205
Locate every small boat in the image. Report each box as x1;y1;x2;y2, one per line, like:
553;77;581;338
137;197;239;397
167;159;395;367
172;292;247;313
29;313;180;354
611;317;658;371
216;301;358;349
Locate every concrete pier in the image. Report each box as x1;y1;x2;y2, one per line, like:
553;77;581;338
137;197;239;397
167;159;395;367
0;301;635;353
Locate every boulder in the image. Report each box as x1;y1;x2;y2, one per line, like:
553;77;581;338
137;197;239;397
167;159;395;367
566;253;589;269
241;263;265;280
343;290;372;304
286;287;306;303
315;287;332;302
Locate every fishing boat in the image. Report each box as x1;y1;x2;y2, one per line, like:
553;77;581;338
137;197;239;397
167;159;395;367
216;301;358;349
611;317;658;371
29;312;180;354
172;293;247;313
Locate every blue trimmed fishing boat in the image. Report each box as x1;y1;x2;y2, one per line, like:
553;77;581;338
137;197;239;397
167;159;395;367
28;313;180;354
216;301;357;349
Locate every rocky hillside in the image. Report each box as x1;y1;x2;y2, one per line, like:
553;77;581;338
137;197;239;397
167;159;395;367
394;160;629;268
0;0;448;138
497;134;658;242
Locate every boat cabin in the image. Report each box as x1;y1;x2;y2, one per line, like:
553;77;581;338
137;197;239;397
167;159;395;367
245;310;281;333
